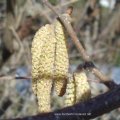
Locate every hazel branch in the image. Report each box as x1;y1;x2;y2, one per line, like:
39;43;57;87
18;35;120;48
11;85;120;120
41;0;118;89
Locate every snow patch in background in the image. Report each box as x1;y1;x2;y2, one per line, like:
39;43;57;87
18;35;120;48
100;0;116;9
16;66;31;96
111;67;120;84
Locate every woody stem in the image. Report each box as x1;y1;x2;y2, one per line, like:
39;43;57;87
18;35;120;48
42;0;118;89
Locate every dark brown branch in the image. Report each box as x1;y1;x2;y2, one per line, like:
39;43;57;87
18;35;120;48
0;75;31;81
0;98;12;117
42;0;118;89
12;85;120;120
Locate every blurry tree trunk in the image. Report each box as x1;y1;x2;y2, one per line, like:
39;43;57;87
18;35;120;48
115;0;120;7
1;0;22;74
84;26;93;55
80;0;101;56
1;0;34;74
3;0;16;54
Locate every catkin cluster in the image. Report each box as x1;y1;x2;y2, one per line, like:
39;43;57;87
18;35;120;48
31;13;91;113
31;14;70;113
64;71;91;107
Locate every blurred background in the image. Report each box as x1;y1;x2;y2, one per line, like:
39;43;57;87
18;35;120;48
0;0;120;119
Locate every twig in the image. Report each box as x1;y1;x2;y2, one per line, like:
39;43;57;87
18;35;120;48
69;48;107;58
42;1;90;60
32;0;78;23
15;0;28;29
9;26;22;48
43;0;78;15
9;26;24;66
0;74;100;84
30;0;52;23
87;79;101;83
0;75;31;81
77;0;90;29
42;0;118;89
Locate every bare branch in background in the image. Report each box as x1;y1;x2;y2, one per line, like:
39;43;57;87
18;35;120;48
0;75;31;81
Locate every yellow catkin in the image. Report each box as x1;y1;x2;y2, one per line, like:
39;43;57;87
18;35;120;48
32;24;56;112
31;13;90;112
74;72;91;103
64;71;91;107
64;74;75;107
37;78;52;112
53;18;69;96
32;25;49;96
